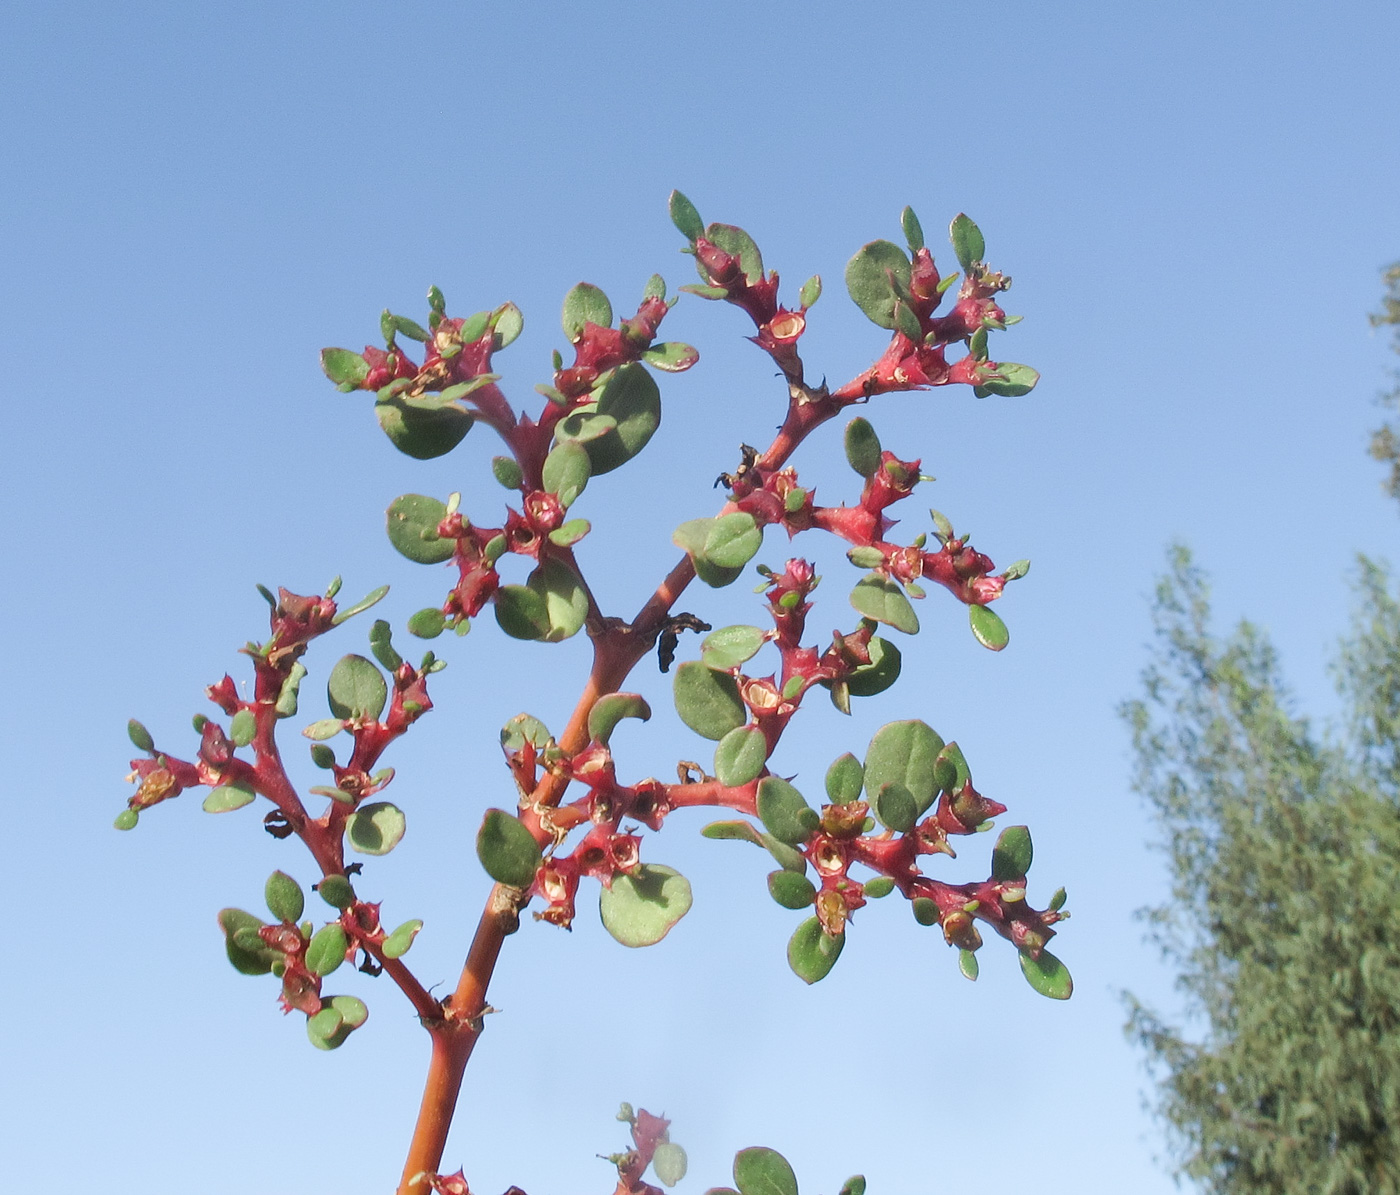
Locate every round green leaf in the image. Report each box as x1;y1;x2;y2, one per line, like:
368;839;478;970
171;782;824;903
704;513;763;570
1019;947;1073;1000
844;417;883;477
969;604;1010;651
327;655;388;722
700;624;768;671
555;410;618;445
305;922;348;977
824;635;902;700
127;718;155;753
476;808;543;888
704;223;764;285
959;949;980;981
317;874;356;910
541;440;591;508
408;607;446;638
382;918;423;960
844;239;911;329
492;302;523;349
494;584;550;641
991;825;1033;880
673;517;744;588
668;190;704;241
375;393;473;460
652;1142;688;1189
850;574;920;635
584;363;662;474
599;864;693;948
203;783;256;813
229;709;256;747
714;725;768;788
530;557;589;642
673;661;745;740
863;719;946;816
949;213;986;271
114;808;139;831
767;869;816;910
562;282;613;341
641;342;699;372
264;871;304;924
911;896;939;926
786;917;844;985
218;908;275;975
346;801;406;856
825;753;865;805
492;455;524;489
501;712;552;751
321;347;370;387
981;362;1040;398
549;518;591;547
901;205;925;254
756;776;819;844
587;692;652;745
863;876;895;898
385;495;455;565
872;782;917;833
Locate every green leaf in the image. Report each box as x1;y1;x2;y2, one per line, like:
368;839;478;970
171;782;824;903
911;896;939;925
704;512;763;571
673;518;742;588
839;635;902;698
562;282;613;342
476;808;542;887
367;619;402;672
303;718;343;742
583;363;662;475
375;392;473;460
229;709;256;747
599;864;693;947
501;713;551;751
317;875;356;910
768;870;816;910
127;718;155;752
825;753;864;805
305;923;348;977
981;362;1040;397
264;871;304;923
641;342;699;372
680;283;729;300
863;719;946;816
844;239;912;329
756;776;819;844
307;994;368;1050
114;808;139;831
799;274;822;308
385;495;455;565
991;825;1033;880
541;440;591;508
701;624;768;671
863;876;894;898
843;417;883;477
787;917;844;984
1049;886;1067;911
673;661;746;740
850;573;920;634
494;585;550;641
934;741;970;794
588;693;652;744
950;213;985;271
309;743;336;769
705;222;764;284
382;919;423;959
492;455;523;489
669;190;704;241
652;1142;688;1188
491;302;523;349
548;518;590;547
203;783;256;813
274;661;307;718
408;607;446;639
346;800;406;856
643;273;666;301
893;300;922;342
714;726;768;787
901;205;925;254
320;348;370;388
530;557;590;642
327;655;388;721
1019;947;1073;1000
872;782;917;833
959;948;980;981
218;908;276;975
330;584;389;627
969;604;1010;651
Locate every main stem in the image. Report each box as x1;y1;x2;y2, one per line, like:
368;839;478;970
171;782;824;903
394;380;844;1194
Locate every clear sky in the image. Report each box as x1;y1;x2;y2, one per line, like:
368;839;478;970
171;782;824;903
3;2;1398;1192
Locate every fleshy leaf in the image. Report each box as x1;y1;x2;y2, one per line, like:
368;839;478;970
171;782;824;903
407;607;446;638
901;205;925;254
969;604;1010;651
305;923;348;977
562;282;613;342
376;392;473;460
704;512;762;569
346;801;406;856
844;239;911;329
673;661;746;740
218;908;275;975
264;871;304;924
541;440;591;508
501;713;551;751
548;518;591;548
203;783;256;813
1019;947;1073;1000
128;719;155;752
492;302;523;349
599;864;693;948
382;919;423;959
317;874;356;910
714;726;768;787
229;709;256;747
587;693;652;745
843;417;882;477
825;753;864;805
981;362;1040;397
669;190;704;241
700;625;767;671
492;455;523;489
850;574;920;634
327;655;387;721
800;274;822;308
872;782;917;833
321;348;370;388
704;223;764;285
476;808;542;887
642;342;699;372
673;517;744;589
494;585;550;641
959;949;980;981
755;776;819;844
386;495;455;565
529;557;589;642
787;918;844;984
699;820;807;872
652;1142;688;1188
368;619;403;671
833;635;901;698
863;720;946;816
768;870;816;910
583;363;662;475
949;213;986;270
991;825;1033;880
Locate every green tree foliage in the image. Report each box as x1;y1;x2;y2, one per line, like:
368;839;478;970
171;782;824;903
1124;548;1400;1194
1368;262;1400;501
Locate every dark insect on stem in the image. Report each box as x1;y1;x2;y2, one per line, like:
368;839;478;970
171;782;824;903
657;612;712;672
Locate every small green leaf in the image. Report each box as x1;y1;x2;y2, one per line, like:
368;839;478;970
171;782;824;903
680;283;729;300
839;635;902;698
331;584;389;627
327;655;388;721
368;619;403;672
641;342;700;372
229;709;256;747
265;871;304;923
407;607;446;639
583;363;662;475
714;726;768;787
872;782;917;833
959;949;980;981
756;776;819;844
1003;558;1031;581
501;713;551;751
704;512;763;569
386;495;455;565
587;693;652;744
701;820;807;873
673;661;746;740
893;300;922;342
203;783;256;813
799;274;822;308
562;282;613;342
305;923;349;977
911;896;939;926
382;919;424;959
1049;886;1067;911
1020;947;1073;1000
767;869;816;910
991;825;1033;880
127;718;155;753
309;743;336;769
901;205;925;254
541;441;591;508
599;864;693;948
491;302;523;349
317;874;356;910
700;625;767;671
321;348;370;387
303;718;343;742
669;190;704;241
969;604;1010;651
218;908;276;975
114;808;139;831
844;239;912;329
825;753;864;804
652;1142;688;1188
376;392;473;460
850;573;920;635
494;585;550;641
935;741;971;794
275;661;307;719
863;877;894;898
787;917;844;985
492;456;523;489
476;808;542;888
981;362;1040;398
704;223;763;284
673;517;743;588
863;720;946;816
306;994;370;1051
529;557;589;642
548;518;590;547
346;801;406;856
843;417;883;478
643;274;666;301
949;213;985;271
847;545;885;569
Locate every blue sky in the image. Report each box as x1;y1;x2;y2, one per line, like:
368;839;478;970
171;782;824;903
3;2;1398;1192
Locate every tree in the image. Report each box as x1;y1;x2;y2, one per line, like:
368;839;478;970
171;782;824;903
1368;262;1400;501
1126;266;1400;1192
